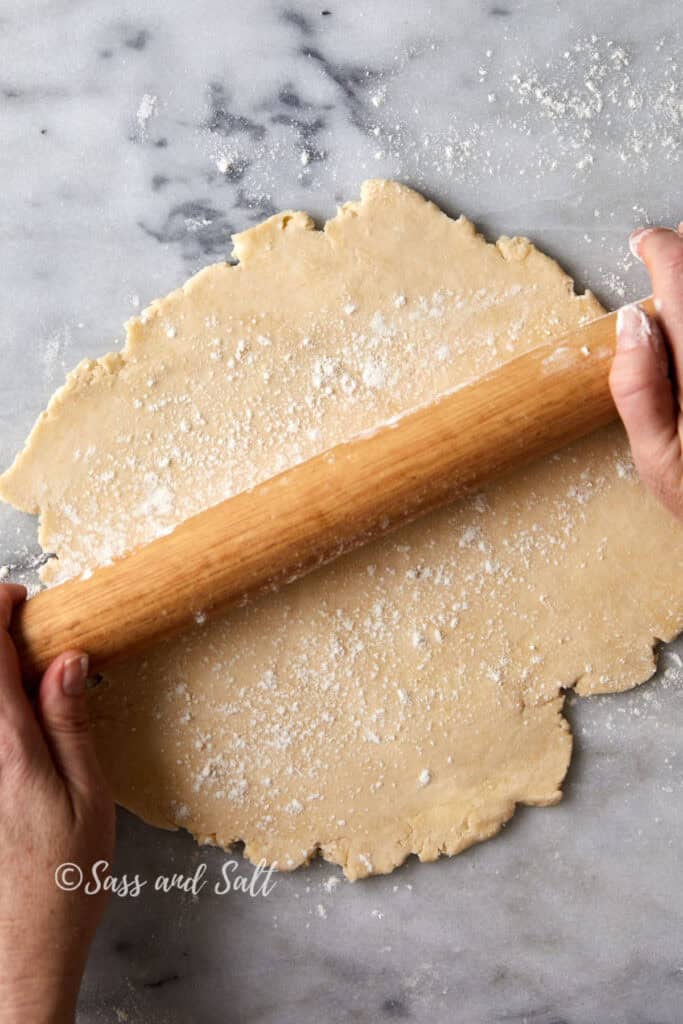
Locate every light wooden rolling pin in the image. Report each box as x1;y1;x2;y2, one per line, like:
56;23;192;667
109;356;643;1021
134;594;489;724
12;299;653;680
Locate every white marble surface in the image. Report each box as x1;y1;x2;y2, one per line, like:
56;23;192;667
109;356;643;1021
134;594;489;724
1;2;682;1021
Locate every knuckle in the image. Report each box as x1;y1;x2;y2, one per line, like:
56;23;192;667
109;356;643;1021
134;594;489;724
609;367;649;405
609;355;667;407
608;356;633;391
608;367;630;402
48;709;92;737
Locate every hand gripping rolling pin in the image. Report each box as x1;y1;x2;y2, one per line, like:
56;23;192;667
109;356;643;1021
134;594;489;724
11;300;653;680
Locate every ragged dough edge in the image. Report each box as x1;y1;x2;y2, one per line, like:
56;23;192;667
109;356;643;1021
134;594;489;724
0;179;673;875
0;180;587;513
0;212;318;554
0;179;591;563
574;644;660;698
0;201;317;512
106;694;572;881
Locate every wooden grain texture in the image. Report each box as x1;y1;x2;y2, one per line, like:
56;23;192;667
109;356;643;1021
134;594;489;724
12;300;652;679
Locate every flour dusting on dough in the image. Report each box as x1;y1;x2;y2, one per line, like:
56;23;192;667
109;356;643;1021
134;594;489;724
1;181;679;880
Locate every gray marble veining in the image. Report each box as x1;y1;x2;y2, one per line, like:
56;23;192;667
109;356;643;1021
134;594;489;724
1;2;682;1021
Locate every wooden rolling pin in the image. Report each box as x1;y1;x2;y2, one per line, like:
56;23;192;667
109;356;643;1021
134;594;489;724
12;299;652;680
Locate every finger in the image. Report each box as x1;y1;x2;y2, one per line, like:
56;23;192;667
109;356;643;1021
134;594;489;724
0;583;27;629
0;584;42;741
630;227;683;384
610;303;681;507
37;651;107;800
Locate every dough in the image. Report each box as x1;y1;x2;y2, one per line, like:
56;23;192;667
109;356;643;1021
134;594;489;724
2;180;680;880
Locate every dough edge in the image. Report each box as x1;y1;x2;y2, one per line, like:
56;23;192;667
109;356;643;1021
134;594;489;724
0;180;674;880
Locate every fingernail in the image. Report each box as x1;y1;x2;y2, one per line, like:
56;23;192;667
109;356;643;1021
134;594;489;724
616;303;669;372
629;227;654;261
63;654;89;696
616;304;646;349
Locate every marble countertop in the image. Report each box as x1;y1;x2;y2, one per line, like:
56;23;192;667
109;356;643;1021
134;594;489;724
1;1;682;1021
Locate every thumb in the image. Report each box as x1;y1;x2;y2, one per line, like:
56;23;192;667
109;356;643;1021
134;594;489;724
609;302;681;505
38;651;106;799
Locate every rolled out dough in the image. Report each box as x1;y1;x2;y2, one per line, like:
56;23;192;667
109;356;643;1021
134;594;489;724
2;181;681;879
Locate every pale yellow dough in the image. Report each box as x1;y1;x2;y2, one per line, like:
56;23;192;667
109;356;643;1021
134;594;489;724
2;181;681;879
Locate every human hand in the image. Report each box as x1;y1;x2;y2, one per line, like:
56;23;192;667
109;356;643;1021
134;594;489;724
0;583;115;1023
609;225;683;520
